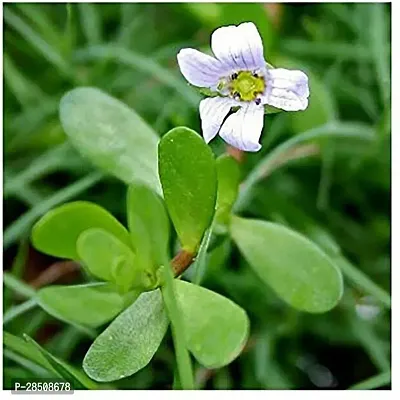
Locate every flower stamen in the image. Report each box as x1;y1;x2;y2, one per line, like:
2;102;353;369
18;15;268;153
229;71;265;102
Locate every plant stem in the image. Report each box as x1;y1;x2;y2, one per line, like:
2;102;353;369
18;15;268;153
161;264;194;390
226;145;244;163
171;249;195;277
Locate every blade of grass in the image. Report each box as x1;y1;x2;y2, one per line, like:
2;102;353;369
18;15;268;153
235;122;376;212
333;81;379;119
4;350;53;378
152;42;192;62
116;3;142;46
254;335;293;389
9;239;30;279
153;94;182;133
260;113;288;151
3;171;103;248
350;316;390;372
4;143;72;197
4;272;36;299
3;259;31;322
281;39;389;62
9;184;45;207
24;335;97;389
78;3;102;45
6;100;58;147
323;4;359;35
46;326;84;360
62;3;75;59
23;310;50;338
317;142;335;210
15;3;63;48
336;257;391;309
369;3;390;106
4;53;46;107
73;45;199;106
4;169;45;206
214;368;233;389
4;299;38;325
349;370;391;390
4;7;73;80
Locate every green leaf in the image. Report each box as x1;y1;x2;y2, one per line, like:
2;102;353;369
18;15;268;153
59;87;162;194
230;217;343;313
264;105;282;115
76;228;138;291
23;335;97;389
216;154;241;217
36;283;126;328
189;84;220;98
32;201;131;260
175;280;249;368
158;127;217;252
83;289;168;382
127;183;170;270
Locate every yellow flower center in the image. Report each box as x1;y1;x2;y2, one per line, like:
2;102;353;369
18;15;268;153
229;71;265;102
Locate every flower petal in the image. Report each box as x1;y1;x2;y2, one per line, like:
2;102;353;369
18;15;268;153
219;102;264;152
262;68;310;111
199;97;237;143
211;22;265;72
177;48;226;88
268;69;310;97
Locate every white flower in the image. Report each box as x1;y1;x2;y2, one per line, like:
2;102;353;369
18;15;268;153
177;22;310;152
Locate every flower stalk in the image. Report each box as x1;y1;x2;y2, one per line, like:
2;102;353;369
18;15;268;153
171;249;195;277
161;264;195;389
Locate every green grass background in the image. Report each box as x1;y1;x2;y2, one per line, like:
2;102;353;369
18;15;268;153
3;3;390;390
